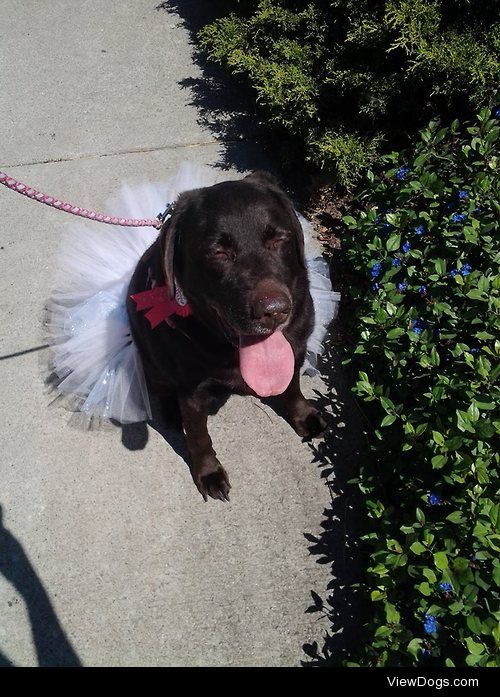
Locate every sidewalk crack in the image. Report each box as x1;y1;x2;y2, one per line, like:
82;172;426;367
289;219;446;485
1;139;232;169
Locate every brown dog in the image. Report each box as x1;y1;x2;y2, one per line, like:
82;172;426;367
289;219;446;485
126;172;326;501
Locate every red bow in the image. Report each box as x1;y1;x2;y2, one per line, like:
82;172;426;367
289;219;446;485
130;285;192;329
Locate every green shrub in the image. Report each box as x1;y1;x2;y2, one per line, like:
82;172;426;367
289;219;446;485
199;0;499;187
341;108;499;666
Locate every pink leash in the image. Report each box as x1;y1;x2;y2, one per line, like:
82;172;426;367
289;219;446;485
0;171;163;229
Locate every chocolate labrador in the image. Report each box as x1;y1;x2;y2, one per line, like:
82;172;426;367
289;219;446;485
126;171;326;501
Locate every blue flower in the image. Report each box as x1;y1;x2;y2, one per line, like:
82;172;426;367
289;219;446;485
392;257;402;267
423;615;438;634
439;582;453;593
402;241;411;253
458;190;468;200
396;166;410;181
494;107;500;118
420;648;431;657
461;263;472;276
452;212;466;223
397;282;408;291
450;269;459;278
415;224;425;236
371;261;382;278
411;318;427;335
471;347;480;354
428;492;441;506
419;285;427;294
372;282;380;292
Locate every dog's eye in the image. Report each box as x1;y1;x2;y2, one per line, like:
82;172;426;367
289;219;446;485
266;235;288;252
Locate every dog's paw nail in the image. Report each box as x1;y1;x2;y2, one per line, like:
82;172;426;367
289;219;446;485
195;463;231;502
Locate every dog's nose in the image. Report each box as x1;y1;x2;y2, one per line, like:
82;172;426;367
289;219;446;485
252;294;291;330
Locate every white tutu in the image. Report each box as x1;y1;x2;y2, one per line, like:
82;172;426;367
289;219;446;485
48;163;340;424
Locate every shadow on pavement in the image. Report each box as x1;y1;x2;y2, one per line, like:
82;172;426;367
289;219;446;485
300;334;370;665
0;504;81;667
118;391;191;470
156;1;276;175
0;650;14;667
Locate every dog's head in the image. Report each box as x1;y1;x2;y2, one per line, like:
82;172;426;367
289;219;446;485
161;171;306;339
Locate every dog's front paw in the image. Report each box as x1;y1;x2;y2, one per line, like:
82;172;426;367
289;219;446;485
193;456;231;502
290;404;327;440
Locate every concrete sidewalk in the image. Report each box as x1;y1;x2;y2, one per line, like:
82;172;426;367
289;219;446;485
0;1;340;666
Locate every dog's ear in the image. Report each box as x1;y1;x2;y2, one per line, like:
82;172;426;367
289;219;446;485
160;191;198;298
160;215;179;300
245;170;280;189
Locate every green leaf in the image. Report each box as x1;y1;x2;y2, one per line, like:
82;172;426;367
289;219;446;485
418;581;432;596
387;328;405;339
429;347;440;366
467;289;486;301
385;602;400;624
431;454;447;469
465;637;485;655
493;565;500;587
386;234;401;252
381;414;397;427
434;552;449;570
466;653;484;666
410;541;426;555
434;258;447;274
445;435;464;450
446;511;466;524
490;504;500;529
432;431;445;446
423;568;437;583
456;410;475;434
407;638;422;658
467;402;480;422
343;215;357;226
380;396;396;413
466;615;483;635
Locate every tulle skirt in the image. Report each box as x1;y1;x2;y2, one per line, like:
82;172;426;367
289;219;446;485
47;163;340;424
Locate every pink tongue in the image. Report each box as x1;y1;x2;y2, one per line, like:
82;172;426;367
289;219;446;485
239;330;294;397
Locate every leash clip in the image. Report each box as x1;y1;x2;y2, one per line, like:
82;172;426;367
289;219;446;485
157;201;174;225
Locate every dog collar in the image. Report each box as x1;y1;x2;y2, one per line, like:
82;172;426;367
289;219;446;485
130;281;191;329
131;205;191;328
